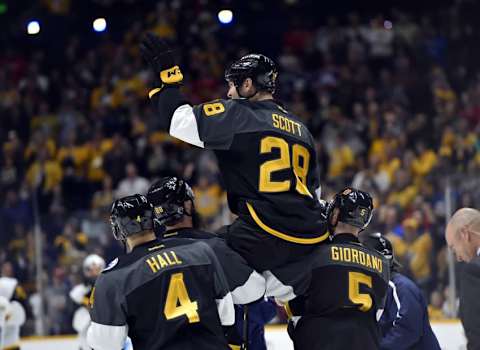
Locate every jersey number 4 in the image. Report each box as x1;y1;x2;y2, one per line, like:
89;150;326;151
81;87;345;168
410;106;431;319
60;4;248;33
259;136;312;197
348;271;373;312
164;273;200;323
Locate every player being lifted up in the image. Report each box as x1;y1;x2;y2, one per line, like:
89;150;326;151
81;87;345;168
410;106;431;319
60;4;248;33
140;34;329;273
87;194;234;350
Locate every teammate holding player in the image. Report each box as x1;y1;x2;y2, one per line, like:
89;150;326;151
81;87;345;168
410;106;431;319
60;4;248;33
87;194;235;350
280;188;390;349
140;34;329;274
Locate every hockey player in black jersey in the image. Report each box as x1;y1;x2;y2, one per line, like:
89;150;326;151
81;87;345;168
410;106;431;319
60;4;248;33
279;188;390;350
140;34;328;272
146;176;266;305
147;176;277;349
86;194;235;350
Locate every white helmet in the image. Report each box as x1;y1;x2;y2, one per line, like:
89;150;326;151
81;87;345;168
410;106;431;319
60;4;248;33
83;254;106;276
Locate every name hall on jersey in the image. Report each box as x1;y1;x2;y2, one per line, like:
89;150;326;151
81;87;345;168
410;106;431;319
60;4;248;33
146;251;183;273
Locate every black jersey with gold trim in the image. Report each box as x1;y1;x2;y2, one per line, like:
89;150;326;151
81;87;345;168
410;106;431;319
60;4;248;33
284;233;390;350
168;99;328;244
87;238;234;350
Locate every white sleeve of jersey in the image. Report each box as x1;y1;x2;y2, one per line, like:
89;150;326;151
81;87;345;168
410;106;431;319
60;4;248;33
231;271;266;305
5;301;26;326
169;104;205;148
215;292;235;326
87;322;127;350
69;284;90;305
73;306;91;333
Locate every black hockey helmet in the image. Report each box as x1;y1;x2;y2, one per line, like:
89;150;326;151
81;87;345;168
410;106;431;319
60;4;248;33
361;232;401;270
225;53;278;93
146;177;194;227
327;187;373;230
110;194;154;241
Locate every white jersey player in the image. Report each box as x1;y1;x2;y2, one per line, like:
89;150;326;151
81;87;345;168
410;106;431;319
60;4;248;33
71;254;133;350
0;276;27;350
70;254;106;350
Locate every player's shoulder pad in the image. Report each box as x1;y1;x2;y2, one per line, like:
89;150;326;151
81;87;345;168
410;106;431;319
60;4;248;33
196;98;246;117
102;257;120;273
101;255;134;274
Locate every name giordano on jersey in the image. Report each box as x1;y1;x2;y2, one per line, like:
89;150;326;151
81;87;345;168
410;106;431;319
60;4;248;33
331;246;384;273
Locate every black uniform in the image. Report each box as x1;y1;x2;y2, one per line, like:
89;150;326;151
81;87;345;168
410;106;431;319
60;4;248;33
162;228;266;305
284;234;390;350
164;98;329;271
141;36;328;271
87;238;234;350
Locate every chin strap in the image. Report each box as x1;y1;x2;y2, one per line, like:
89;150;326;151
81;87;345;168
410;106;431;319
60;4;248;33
236;85;259;100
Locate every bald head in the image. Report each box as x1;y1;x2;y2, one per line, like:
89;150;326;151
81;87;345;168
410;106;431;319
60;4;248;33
448;208;480;233
446;208;480;262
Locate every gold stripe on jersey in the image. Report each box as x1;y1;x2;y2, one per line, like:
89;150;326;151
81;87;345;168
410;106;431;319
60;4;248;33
331;246;383;273
284;301;294;319
246;202;330;244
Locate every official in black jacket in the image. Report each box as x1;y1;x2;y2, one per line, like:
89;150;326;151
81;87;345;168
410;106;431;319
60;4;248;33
446;207;480;350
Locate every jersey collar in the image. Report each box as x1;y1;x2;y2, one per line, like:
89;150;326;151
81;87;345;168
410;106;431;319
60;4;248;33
332;233;361;244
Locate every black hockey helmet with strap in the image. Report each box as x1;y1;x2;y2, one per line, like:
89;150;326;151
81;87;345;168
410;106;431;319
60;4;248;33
225;53;278;94
327;187;373;230
147;177;194;228
110;194;154;241
361;232;401;270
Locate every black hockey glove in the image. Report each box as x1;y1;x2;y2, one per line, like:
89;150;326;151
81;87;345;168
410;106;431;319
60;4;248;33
140;33;183;98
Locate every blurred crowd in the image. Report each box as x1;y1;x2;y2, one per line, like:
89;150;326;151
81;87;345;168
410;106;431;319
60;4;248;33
1;0;480;335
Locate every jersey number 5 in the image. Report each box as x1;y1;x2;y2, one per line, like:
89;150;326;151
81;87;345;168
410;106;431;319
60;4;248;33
348;271;373;312
164;272;200;323
259;136;311;196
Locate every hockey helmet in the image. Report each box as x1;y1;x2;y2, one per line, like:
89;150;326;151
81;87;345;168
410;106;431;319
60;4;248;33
110;194;154;241
83;254;106;276
225;53;278;93
147;177;194;228
327;187;373;230
361;232;401;269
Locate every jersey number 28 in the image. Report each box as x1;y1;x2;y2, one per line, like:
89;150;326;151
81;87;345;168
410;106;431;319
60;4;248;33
259;136;312;197
164;272;200;323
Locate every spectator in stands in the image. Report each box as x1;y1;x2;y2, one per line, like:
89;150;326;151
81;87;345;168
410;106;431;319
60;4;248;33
115;162;149;198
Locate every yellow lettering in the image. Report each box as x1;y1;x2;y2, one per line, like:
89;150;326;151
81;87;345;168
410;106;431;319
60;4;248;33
271;114;302;136
171;251;182;265
339;246;344;261
331;246;339;261
163;252;175;265
158;254;169;268
365;254;372;268
372;257;380;272
351;249;359;264
359;251;366;266
295;122;302;136
272;114;280;128
378;258;383;273
284;117;292;133
344;248;351;262
146;257;160;273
